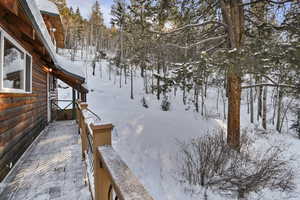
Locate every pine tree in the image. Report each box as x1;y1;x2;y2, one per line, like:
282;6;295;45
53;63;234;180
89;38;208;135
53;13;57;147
89;0;104;49
90;1;104;26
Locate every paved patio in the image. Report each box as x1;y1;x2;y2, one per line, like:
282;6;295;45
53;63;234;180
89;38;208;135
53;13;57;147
0;121;91;200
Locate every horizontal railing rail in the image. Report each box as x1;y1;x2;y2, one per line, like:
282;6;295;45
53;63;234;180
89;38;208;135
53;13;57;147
76;102;154;200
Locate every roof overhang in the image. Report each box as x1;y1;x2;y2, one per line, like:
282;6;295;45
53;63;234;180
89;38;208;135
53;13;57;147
41;13;64;48
19;0;87;93
51;66;88;93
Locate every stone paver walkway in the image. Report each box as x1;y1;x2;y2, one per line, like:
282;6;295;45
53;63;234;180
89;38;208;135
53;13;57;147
0;121;91;200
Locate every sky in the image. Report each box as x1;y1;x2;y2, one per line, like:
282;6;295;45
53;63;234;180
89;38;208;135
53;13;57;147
68;0;113;26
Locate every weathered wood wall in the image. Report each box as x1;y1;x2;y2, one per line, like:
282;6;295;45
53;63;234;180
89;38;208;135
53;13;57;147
0;23;48;181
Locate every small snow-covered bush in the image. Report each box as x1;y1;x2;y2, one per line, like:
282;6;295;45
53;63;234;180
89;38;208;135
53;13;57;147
141;97;149;108
161;97;171;111
177;130;295;199
177;130;236;186
290;108;300;138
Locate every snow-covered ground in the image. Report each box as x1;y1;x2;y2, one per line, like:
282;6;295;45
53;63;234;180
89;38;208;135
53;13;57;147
58;55;300;200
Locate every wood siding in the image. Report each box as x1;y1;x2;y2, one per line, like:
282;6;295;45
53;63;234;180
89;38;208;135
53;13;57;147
0;25;48;181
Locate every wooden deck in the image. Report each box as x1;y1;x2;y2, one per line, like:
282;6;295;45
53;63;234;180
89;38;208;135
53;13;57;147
0;121;91;200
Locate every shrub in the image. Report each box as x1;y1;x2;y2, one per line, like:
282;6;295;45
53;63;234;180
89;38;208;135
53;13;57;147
177;130;295;199
290;108;300;138
141;97;149;108
161;97;171;111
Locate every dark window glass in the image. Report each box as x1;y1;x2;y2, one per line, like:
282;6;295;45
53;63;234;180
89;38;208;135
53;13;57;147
26;54;31;92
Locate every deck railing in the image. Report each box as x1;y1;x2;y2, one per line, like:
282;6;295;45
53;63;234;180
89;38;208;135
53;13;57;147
76;102;154;200
52;100;76;121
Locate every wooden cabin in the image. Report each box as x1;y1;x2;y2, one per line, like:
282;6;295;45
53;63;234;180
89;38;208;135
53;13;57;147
0;0;88;180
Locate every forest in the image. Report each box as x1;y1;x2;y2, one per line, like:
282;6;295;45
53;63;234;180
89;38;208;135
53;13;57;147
53;0;300;199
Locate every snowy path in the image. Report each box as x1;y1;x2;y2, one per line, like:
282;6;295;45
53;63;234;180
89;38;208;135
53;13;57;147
0;121;90;200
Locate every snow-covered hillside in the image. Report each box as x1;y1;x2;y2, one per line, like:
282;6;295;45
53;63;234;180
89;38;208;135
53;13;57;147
58;55;300;200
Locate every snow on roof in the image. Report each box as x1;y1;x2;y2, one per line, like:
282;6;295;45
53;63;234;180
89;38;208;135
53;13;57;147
20;0;85;81
35;0;59;16
55;54;85;78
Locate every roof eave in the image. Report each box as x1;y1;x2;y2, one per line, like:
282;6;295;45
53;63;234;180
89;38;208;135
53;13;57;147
19;0;86;88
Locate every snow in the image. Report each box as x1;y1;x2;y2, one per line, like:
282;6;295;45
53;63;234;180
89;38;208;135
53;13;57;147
56;53;300;199
84;60;222;199
35;0;59;15
0;183;5;195
56;54;85;78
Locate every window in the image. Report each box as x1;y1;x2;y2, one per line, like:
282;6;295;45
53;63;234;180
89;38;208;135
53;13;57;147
0;28;32;93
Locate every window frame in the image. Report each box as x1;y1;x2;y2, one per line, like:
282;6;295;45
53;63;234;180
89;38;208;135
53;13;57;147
0;27;32;94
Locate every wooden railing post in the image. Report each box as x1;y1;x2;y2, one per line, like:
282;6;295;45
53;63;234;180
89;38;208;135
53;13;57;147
76;100;81;124
91;123;113;200
79;103;88;160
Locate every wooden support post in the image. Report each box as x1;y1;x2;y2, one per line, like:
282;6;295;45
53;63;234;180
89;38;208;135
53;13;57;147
91;123;113;200
72;88;76;120
81;92;87;102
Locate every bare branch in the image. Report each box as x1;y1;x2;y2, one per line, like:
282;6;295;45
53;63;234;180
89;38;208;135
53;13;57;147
149;21;228;35
242;83;299;89
247;72;278;85
165;35;227;50
242;0;295;7
244;10;286;30
206;40;227;53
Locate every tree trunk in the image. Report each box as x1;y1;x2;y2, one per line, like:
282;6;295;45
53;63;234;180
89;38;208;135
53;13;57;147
221;88;227;120
221;0;245;150
183;80;186;105
99;60;103;79
217;87;220;112
130;66;134;99
119;65;122;88
257;85;263;121
204;75;208;98
144;69;148;94
109;64;111;81
151;68;154;94
157;59;161;100
262;86;267;130
120;25;124;88
276;89;283;132
250;86;254;124
201;86;205;116
141;65;145;77
227;74;241;149
195;86;199;113
124;64;127;85
247;89;250;114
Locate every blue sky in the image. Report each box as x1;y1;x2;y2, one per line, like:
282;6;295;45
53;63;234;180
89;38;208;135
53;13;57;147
68;0;113;26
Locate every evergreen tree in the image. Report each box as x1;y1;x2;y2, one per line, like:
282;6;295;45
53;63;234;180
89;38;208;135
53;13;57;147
89;0;104;49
